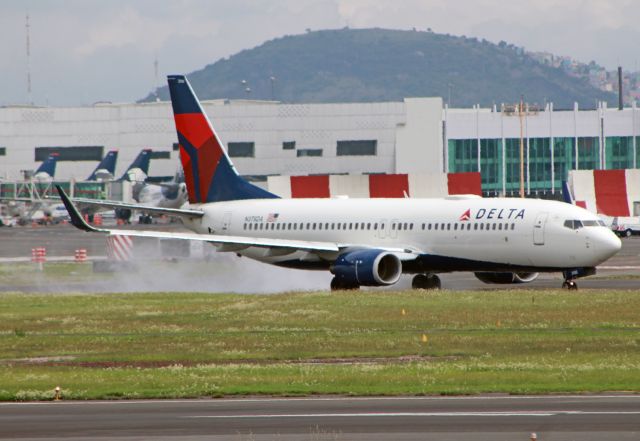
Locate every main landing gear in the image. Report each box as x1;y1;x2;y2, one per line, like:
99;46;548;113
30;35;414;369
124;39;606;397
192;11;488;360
330;277;359;291
411;274;441;290
562;278;578;290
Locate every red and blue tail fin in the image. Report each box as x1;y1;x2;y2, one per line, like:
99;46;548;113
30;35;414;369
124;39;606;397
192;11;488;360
87;150;118;181
167;75;278;203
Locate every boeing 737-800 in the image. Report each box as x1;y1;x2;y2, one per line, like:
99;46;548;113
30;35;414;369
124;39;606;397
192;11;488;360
57;75;621;290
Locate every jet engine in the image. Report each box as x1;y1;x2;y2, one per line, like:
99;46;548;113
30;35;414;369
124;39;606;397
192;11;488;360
474;272;539;284
330;249;402;286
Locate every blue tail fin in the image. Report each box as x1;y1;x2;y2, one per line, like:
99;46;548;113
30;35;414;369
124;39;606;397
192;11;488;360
118;149;152;182
167;74;278;203
87;150;118;181
35;154;58;178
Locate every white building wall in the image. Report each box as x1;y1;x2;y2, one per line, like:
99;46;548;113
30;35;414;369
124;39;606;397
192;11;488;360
3;98;640;185
395;98;444;173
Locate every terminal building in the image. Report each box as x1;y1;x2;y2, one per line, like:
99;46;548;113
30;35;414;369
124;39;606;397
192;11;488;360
1;97;639;197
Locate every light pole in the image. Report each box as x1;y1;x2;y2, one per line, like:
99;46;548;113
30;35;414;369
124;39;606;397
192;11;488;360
270;76;276;100
241;80;251;97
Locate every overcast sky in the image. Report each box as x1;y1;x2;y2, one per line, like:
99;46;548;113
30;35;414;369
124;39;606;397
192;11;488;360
2;0;639;106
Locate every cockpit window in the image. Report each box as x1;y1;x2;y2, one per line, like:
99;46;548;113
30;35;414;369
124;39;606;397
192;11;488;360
563;220;583;229
582;220;599;227
598;220;606;227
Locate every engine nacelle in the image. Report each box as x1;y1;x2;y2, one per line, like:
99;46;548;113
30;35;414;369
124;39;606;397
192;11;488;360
331;249;402;286
474;272;539;284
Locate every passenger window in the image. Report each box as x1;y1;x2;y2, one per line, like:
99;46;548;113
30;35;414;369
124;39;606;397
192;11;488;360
511;223;515;230
410;223;414;230
361;222;365;229
374;223;378;230
447;223;451;230
367;223;371;230
474;223;478;230
434;223;438;230
492;223;496;230
422;223;425;230
454;224;458;231
392;223;396;230
325;223;329;229
441;223;445;230
498;223;502;230
331;223;335;229
428;223;432;230
467;223;471;230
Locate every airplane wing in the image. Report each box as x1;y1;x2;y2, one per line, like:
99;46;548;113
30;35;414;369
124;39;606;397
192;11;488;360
56;186;421;258
69;197;204;219
57;185;338;253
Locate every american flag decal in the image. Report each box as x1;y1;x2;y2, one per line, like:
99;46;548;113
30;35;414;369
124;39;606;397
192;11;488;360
267;213;279;222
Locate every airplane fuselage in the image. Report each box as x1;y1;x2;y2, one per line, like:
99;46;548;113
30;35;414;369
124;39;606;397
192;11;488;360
182;196;621;273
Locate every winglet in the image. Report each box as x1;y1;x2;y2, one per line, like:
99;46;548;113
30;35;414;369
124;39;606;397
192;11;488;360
56;185;103;233
561;181;574;205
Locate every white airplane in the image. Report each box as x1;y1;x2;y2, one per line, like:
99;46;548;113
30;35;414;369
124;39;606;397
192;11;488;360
56;75;622;290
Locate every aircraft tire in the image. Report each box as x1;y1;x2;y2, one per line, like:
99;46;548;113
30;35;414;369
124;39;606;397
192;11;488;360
412;274;441;290
330;277;359;291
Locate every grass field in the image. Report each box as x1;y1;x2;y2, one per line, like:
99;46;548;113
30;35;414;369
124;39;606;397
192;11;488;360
1;290;640;400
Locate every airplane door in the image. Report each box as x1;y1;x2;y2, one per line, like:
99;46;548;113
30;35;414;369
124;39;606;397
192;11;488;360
533;212;548;245
221;212;232;232
378;219;388;239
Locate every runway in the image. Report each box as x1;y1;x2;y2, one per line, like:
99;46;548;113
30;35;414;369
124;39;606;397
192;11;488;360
1;224;639;292
1;395;639;440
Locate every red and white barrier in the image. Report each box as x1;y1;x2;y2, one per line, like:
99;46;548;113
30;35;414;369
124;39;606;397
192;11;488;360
74;249;87;263
267;172;481;199
31;247;46;263
106;235;133;261
569;169;640;216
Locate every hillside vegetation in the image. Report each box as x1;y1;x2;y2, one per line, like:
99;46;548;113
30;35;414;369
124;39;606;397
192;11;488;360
144;28;615;108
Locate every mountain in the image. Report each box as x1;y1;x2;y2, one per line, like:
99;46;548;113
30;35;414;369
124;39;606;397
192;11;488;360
143;28;616;109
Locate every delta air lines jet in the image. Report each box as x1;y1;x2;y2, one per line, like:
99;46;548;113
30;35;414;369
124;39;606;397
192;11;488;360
56;75;621;290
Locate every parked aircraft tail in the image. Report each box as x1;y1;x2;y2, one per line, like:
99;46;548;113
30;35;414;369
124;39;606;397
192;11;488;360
35;153;58;178
118;149;152;182
167;75;278;203
87;150;118;181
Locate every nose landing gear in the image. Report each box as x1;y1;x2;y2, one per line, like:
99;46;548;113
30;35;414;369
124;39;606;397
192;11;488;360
561;268;595;290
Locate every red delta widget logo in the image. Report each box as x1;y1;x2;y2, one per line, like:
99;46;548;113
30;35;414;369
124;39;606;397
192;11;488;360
459;208;526;221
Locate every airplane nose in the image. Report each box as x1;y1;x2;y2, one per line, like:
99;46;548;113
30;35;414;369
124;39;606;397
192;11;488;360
597;230;622;260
